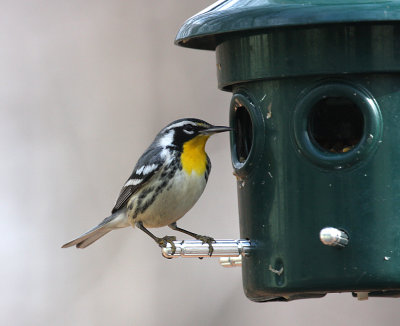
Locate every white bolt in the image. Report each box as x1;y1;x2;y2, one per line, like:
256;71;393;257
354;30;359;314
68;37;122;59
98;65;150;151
320;227;349;247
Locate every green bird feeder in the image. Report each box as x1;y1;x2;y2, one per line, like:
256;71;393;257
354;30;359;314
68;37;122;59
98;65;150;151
175;0;400;302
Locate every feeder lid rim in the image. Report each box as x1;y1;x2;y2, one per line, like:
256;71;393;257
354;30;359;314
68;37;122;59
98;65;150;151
175;0;400;50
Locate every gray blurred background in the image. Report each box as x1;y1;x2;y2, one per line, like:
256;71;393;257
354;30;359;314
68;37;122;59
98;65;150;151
1;1;400;325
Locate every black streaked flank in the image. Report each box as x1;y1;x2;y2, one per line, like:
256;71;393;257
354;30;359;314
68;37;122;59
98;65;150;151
205;156;211;181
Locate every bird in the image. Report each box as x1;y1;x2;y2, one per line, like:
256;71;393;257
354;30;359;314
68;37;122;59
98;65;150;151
62;118;231;255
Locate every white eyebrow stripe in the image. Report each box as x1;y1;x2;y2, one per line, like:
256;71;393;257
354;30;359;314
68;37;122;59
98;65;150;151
125;178;142;187
136;166;144;174
165;121;197;130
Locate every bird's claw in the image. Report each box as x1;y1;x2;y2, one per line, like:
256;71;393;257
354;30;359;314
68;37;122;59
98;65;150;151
195;235;215;256
157;235;177;255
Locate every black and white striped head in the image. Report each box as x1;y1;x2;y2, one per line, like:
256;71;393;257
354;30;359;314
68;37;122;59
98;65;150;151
156;118;231;151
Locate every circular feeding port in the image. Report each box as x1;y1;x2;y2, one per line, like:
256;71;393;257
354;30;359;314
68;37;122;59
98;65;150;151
307;97;364;153
233;105;253;163
293;82;382;169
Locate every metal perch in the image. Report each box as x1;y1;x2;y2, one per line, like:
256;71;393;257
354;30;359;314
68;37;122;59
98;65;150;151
161;239;252;266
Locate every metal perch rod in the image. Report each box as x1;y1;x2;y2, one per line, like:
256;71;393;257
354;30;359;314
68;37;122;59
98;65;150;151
161;239;252;259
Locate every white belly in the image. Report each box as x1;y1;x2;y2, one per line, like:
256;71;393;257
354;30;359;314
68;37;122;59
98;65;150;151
130;169;207;228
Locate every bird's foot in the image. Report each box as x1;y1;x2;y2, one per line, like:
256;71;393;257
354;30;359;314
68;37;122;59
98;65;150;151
157;235;177;255
195;235;215;256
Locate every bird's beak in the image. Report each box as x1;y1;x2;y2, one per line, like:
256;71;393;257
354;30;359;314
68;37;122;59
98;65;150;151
200;126;232;135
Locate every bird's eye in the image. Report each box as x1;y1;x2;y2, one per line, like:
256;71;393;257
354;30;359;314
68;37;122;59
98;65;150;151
183;125;195;134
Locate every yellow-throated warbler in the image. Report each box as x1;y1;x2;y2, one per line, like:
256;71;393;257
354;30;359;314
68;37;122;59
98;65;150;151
62;118;231;254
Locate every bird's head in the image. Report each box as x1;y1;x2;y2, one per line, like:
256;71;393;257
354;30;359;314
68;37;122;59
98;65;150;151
157;118;232;152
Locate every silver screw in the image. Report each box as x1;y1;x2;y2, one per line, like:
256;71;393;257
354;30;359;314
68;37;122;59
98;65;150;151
320;227;349;247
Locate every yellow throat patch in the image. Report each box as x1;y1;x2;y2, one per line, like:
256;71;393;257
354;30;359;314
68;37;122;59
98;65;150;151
181;135;210;175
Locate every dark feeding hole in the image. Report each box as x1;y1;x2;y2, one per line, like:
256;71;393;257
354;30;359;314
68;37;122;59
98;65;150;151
234;106;253;163
308;97;364;153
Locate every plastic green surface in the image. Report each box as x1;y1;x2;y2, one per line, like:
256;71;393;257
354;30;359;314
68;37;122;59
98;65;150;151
176;0;400;50
176;0;400;301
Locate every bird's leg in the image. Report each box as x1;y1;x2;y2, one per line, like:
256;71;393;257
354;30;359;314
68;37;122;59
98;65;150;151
168;222;215;256
135;222;177;255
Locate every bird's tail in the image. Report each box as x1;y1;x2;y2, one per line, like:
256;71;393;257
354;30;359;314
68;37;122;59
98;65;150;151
62;209;128;249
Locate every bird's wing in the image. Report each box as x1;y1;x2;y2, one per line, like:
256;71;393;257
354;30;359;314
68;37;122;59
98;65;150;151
111;145;165;213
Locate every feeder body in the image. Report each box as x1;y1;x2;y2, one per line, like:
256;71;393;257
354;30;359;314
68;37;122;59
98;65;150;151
176;0;400;301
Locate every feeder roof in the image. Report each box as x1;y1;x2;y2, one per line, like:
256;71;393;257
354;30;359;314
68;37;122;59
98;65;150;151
175;0;400;50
